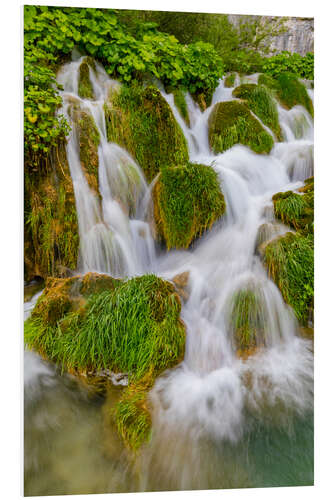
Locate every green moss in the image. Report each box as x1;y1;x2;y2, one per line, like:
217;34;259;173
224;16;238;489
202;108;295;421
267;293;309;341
259;72;313;118
154;163;226;249
224;73;236;88
264;232;314;325
258;73;280;91
104;84;189;182
191;87;214;111
78;59;95;100
25;273;185;450
232;84;282;140
208;100;274;155
230;289;266;356
173;89;190;126
273;181;314;235
70;106;100;194
24;143;79;280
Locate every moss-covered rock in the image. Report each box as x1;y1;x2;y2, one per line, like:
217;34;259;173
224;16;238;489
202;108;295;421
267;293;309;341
272;180;314;234
232;83;282;140
208;101;274;155
264;232;314;325
224;73;237;88
153;163;226;249
78;58;95;100
191;87;214;111
259;72;313;118
69;105;100;195
229;288;266;358
24;142;79;281
173;89;190;126
104;84;189;182
25;272;186;451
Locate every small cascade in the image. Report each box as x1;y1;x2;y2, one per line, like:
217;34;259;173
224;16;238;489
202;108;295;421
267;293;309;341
57;58;156;276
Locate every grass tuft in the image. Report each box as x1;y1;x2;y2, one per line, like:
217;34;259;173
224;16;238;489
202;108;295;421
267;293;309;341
154;163;226;249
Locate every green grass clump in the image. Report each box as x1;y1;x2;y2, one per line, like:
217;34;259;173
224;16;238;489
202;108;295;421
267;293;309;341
78;59;95;100
154;163;226;249
173;89;190;126
104;84;189;182
224;73;236;88
272;181;314;234
208;101;274;155
259;72;313;118
25;273;186;450
232;83;282;140
264;232;314;325
230;289;266;356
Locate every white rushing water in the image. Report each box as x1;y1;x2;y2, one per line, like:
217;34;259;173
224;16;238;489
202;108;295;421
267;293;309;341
26;59;314;488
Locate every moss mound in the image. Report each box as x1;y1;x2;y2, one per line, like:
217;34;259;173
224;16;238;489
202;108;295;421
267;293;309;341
69;105;100;195
25;272;185;450
153;163;226;249
272;185;313;234
232;83;282;140
104;84;189;182
208;101;274;155
78;58;95;100
259;72;313;118
264;232;314;325
230;289;266;358
224;73;237;88
173;89;190;126
24;142;79;281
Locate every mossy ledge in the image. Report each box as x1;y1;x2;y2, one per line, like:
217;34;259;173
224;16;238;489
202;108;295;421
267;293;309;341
232;83;282;140
208;100;274;155
24;272;186;451
69;104;101;196
153;163;226;249
24;142;79;281
104;84;189;183
78;58;96;100
258;72;313;118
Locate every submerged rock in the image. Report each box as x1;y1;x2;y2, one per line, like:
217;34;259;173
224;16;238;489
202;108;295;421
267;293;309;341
208;100;274;155
153;163;226;249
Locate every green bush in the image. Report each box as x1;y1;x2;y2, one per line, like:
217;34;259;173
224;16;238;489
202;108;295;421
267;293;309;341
208;100;274;154
232;83;282;139
263;51;314;80
153;163;226;249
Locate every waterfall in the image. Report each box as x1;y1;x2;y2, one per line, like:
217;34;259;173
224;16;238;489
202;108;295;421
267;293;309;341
25;57;314;491
55;58;313;441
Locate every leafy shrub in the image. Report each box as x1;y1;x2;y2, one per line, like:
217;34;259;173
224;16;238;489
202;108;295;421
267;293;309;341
153;163;226;249
263;51;314;81
208;100;274;154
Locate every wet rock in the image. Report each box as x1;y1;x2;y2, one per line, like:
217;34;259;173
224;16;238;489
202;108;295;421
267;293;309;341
171;271;190;301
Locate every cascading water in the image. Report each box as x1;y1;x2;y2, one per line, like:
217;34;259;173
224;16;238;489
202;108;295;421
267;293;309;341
25;60;314;493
